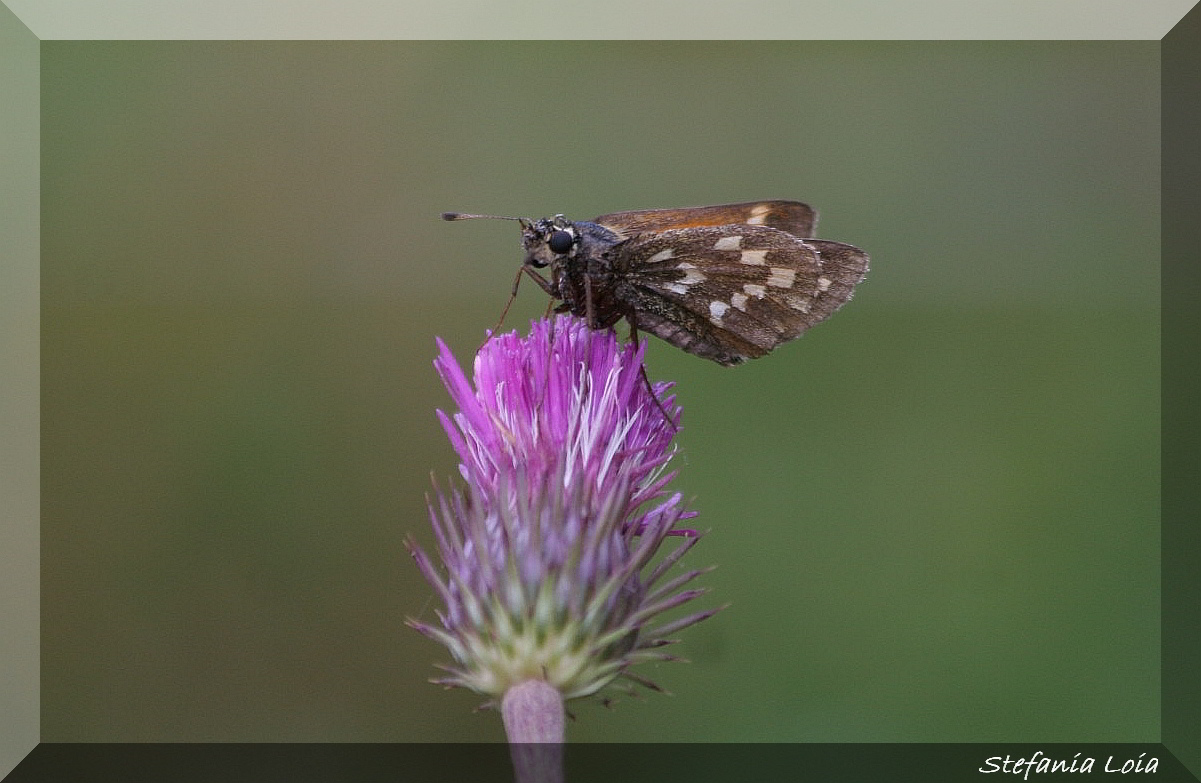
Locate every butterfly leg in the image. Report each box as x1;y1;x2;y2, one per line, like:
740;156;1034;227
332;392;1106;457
487;264;529;339
584;274;597;328
483;264;561;354
522;265;558;298
536;292;567;416
627;318;678;433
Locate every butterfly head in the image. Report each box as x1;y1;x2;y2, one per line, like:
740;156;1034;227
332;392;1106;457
521;215;579;269
442;210;580;270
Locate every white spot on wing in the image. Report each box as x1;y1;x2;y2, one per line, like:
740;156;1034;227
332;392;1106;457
713;235;742;251
817;276;832;291
709;300;729;324
662;283;688;295
767;267;796;288
676;262;706;285
731;292;748;311
740;249;768;266
746;204;771;225
647;248;674;263
743;283;767;299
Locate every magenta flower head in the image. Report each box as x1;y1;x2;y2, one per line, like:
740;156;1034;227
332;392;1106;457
407;315;717;731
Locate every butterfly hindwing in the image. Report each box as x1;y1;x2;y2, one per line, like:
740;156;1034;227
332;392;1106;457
797;239;871;327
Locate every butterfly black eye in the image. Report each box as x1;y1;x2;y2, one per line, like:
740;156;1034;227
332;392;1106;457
547;230;574;254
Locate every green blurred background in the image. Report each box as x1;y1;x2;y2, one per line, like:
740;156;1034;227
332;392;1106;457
41;41;1159;742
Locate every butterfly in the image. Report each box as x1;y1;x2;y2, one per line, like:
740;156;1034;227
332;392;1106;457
442;200;868;366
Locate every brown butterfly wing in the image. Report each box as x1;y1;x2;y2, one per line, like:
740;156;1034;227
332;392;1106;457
594;200;817;240
615;225;868;365
798;239;871;327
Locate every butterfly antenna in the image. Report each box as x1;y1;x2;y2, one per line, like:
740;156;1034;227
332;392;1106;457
441;212;525;222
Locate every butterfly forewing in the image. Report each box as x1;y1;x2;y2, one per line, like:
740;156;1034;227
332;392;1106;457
617;225;867;365
595;200;817;240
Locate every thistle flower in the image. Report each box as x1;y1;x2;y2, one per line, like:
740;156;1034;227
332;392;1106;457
407;315;718;729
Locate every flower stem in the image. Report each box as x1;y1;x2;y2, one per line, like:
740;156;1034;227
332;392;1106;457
502;679;565;783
